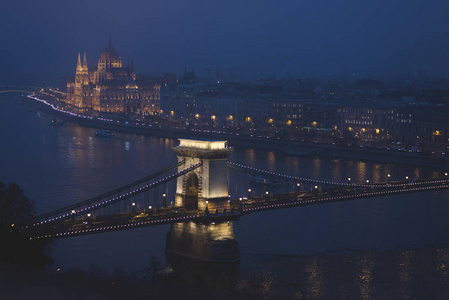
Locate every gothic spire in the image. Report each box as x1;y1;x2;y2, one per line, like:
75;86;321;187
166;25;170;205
83;52;88;70
76;53;82;71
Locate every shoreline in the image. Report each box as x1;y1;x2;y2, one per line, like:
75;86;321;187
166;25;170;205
25;95;448;170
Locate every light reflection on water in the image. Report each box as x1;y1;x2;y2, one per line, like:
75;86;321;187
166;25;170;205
2;95;449;297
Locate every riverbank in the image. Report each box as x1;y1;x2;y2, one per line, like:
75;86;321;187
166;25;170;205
25;95;448;170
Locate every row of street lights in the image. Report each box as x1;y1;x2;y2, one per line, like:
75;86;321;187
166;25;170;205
347;172;449;184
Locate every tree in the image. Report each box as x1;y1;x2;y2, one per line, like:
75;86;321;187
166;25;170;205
0;182;53;267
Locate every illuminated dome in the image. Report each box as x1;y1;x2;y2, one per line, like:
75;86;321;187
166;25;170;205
98;37;122;70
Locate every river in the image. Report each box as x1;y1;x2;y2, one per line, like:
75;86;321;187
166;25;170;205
2;93;449;298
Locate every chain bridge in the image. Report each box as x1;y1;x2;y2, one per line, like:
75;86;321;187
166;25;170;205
20;139;449;262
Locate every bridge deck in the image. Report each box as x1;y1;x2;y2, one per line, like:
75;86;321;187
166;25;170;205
25;178;449;240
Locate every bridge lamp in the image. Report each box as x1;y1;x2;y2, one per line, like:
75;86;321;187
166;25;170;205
148;206;152;210
71;210;76;214
445;173;448;176
297;183;300;187
87;213;91;217
366;180;369;184
248;188;252;193
405;176;409;180
206;201;208;204
314;186;318;189
132;202;136;206
162;193;166;197
239;197;243;201
265;191;269;195
348;178;351;182
387;174;391;178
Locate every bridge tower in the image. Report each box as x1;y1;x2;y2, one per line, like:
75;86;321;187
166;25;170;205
166;139;239;262
173;139;232;211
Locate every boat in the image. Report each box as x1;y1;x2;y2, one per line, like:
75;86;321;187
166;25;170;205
51;118;64;125
95;129;114;138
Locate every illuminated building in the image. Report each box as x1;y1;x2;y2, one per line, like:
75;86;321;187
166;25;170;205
66;37;160;115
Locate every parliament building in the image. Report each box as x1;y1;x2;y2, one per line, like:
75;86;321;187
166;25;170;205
66;38;160;115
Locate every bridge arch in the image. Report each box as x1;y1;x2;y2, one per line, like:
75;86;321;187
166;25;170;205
184;172;199;210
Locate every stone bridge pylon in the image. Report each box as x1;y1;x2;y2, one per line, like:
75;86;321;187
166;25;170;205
166;139;239;262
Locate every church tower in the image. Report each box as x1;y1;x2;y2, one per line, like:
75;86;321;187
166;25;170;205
73;52;91;110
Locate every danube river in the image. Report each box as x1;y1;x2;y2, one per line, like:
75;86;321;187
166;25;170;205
2;93;449;298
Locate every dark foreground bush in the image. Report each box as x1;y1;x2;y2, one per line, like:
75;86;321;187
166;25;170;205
0;182;53;267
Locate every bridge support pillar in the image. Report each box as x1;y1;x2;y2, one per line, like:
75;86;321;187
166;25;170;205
166;221;239;263
168;139;238;262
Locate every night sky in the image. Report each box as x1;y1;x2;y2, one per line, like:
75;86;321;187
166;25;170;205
1;0;449;85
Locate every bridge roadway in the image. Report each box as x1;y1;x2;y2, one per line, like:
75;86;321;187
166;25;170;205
28;178;449;240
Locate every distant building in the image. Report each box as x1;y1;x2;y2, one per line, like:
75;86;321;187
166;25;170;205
66;37;160;115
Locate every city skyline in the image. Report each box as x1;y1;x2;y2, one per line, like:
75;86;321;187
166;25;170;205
2;0;449;85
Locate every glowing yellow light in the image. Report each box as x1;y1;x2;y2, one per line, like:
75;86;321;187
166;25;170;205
246;117;252;122
312;121;317;126
195;114;200;119
268;118;273;124
376;129;380;134
348;127;353;131
361;128;366;132
211;115;216;120
434;131;442;136
87;213;91;217
170;110;174;116
286;120;292;126
227;115;233;121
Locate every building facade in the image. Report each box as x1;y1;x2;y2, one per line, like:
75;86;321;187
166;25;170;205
66;38;160;115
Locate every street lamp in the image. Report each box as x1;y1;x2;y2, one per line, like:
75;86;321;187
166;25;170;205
162;193;167;207
366;180;369;184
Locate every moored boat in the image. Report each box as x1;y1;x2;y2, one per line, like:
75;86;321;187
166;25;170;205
95;129;114;138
